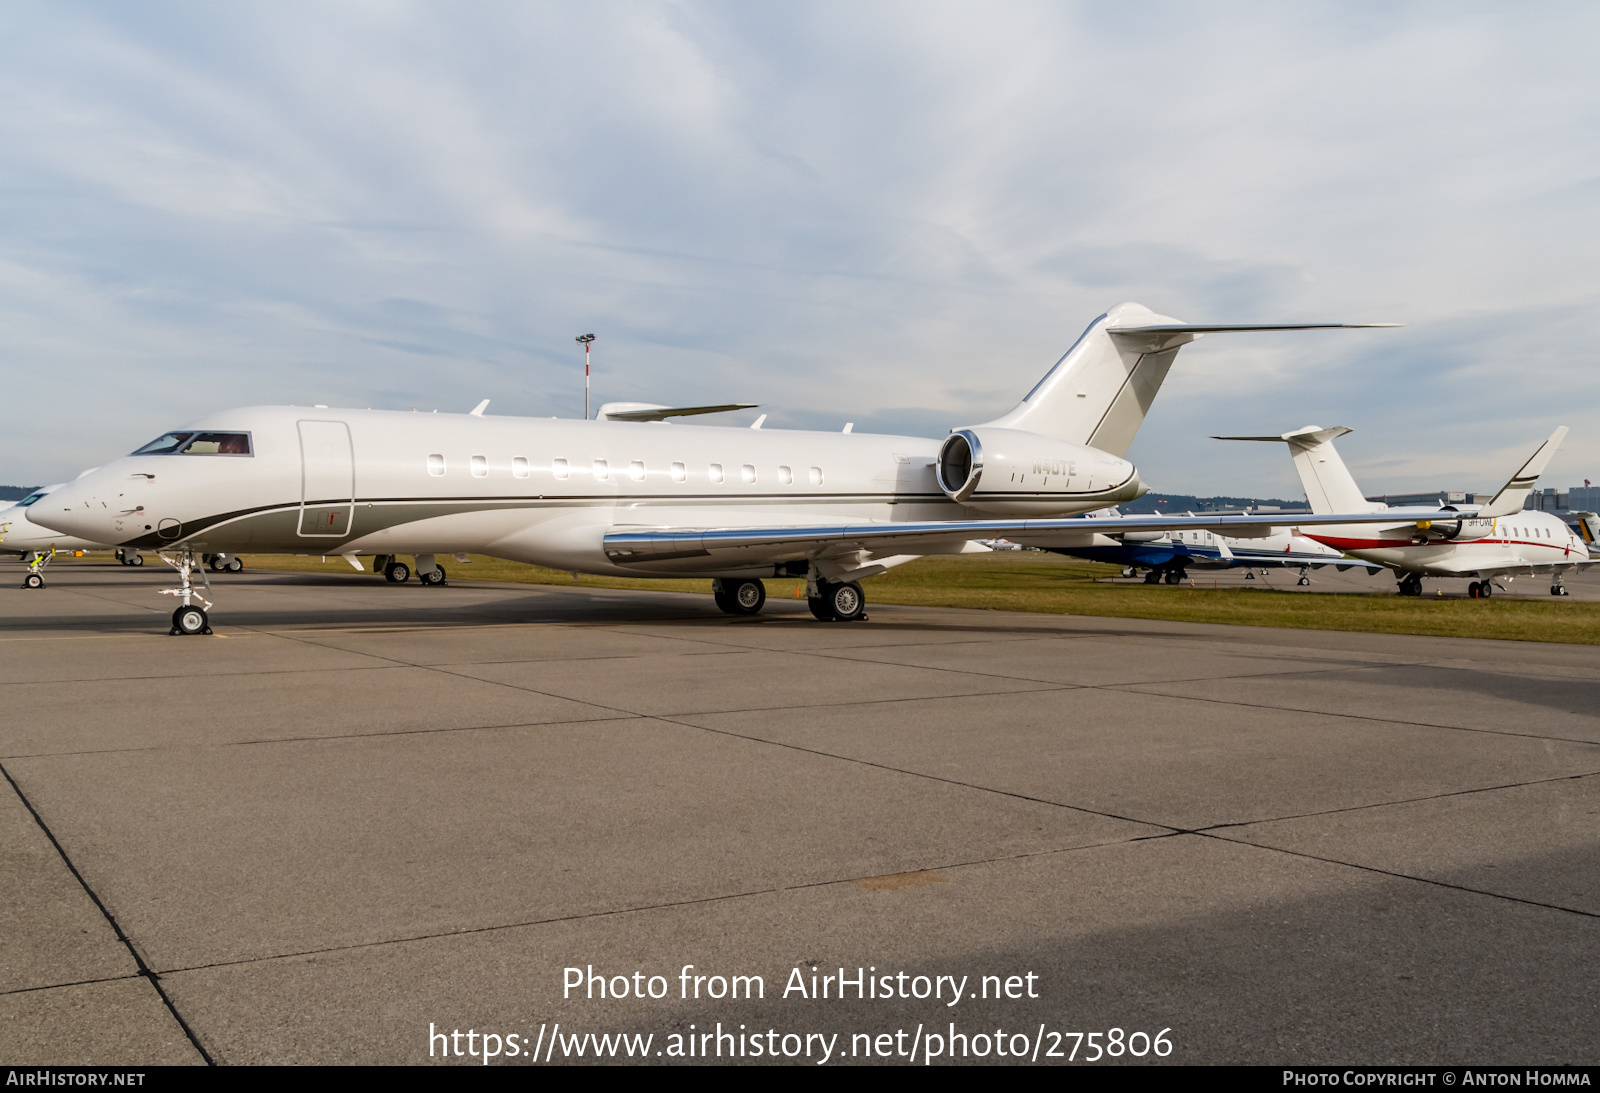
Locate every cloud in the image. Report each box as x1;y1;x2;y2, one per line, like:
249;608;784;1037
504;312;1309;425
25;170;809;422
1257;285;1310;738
0;1;1597;497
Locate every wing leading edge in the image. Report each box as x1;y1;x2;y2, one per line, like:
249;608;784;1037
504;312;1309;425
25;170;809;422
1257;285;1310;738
603;509;1453;567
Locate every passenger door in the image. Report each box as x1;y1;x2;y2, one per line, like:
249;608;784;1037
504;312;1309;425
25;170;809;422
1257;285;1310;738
297;420;354;538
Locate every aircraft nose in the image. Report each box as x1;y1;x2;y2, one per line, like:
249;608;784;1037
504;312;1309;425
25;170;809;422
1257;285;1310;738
32;481;106;538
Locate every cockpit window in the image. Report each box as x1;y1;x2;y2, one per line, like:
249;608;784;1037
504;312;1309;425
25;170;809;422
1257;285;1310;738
181;432;252;455
131;431;252;455
133;432;194;455
15;491;45;507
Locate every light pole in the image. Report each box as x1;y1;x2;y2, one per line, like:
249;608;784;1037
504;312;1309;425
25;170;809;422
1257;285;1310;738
575;333;596;419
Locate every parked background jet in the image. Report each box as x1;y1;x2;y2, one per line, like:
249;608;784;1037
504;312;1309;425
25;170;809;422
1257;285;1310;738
1220;425;1594;597
0;482;128;587
1043;508;1382;584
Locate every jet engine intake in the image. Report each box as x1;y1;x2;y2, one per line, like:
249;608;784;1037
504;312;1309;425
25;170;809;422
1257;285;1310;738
936;427;1142;515
1419;508;1494;542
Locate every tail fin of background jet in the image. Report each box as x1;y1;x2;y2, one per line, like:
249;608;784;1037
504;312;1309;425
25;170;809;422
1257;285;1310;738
1214;426;1387;515
980;304;1399;458
1476;427;1568;518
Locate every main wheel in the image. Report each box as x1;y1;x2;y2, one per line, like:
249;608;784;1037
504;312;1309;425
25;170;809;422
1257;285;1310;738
1297;576;1311;587
225;557;243;572
385;562;411;583
826;580;865;621
808;591;835;621
207;557;223;572
1478;581;1491;598
1142;570;1161;584
171;605;209;635
1469;581;1482;598
23;573;44;589
1552;585;1569;596
420;565;447;586
1163;570;1182;585
724;578;764;615
127;552;143;567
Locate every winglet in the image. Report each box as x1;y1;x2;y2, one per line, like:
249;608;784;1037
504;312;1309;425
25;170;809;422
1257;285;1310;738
469;399;490;417
1477;427;1569;518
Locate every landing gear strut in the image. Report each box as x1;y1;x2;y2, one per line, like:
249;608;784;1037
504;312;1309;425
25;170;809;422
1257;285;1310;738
713;578;766;615
157;546;213;635
21;548;54;588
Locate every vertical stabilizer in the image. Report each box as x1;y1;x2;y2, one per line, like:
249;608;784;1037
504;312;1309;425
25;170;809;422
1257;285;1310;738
979;305;1400;458
1214;426;1386;515
978;303;1194;457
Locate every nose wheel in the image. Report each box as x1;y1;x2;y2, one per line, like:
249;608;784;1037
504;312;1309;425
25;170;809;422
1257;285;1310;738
171;605;211;635
23;572;44;589
156;547;215;635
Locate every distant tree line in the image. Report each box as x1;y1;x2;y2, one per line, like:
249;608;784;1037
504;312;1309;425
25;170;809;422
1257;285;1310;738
0;485;40;501
1120;493;1308;514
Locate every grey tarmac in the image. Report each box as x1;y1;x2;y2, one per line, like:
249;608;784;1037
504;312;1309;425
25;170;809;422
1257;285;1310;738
2;561;1597;1065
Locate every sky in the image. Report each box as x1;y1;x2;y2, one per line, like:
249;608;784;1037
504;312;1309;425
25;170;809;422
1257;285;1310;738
2;1;1599;499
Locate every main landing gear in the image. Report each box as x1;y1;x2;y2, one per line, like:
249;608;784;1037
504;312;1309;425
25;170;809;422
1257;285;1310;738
810;579;866;622
204;553;244;573
1469;580;1494;599
1297;565;1312;587
374;555;446;586
1551;576;1569;597
1397;573;1423;597
713;578;767;615
157;546;213;635
20;549;54;589
115;549;144;567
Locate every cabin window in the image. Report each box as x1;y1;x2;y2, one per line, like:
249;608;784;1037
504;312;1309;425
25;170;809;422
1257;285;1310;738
741;464;756;484
552;458;569;480
709;463;724;484
778;465;793;485
470;455;488;478
629;460;646;482
427;454;445;476
593;459;609;481
512;457;529;479
809;466;823;486
671;461;686;483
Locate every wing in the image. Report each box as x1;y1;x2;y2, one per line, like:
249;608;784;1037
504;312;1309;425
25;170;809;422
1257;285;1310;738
603;509;1450;571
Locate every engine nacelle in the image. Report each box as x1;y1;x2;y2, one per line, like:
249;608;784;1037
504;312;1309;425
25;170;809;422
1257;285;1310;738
936;428;1143;515
1417;508;1494;542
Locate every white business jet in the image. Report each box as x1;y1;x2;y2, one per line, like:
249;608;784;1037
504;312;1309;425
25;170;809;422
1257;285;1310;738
35;302;1446;634
1;484;126;588
1218;426;1592;597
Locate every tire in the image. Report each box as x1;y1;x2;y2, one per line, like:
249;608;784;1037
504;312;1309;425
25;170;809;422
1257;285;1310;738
1297;576;1311;587
1468;582;1481;598
172;605;208;635
128;552;143;567
1163;570;1182;585
23;573;44;589
808;593;835;621
421;565;447;586
385;562;411;584
728;578;765;615
227;558;243;572
712;582;737;614
827;580;865;621
1143;570;1161;584
1478;582;1491;598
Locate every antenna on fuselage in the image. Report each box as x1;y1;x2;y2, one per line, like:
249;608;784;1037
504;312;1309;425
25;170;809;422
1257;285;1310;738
576;333;596;419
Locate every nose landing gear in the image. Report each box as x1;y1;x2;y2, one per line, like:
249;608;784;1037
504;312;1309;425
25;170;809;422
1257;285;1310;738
20;549;54;588
157;547;213;635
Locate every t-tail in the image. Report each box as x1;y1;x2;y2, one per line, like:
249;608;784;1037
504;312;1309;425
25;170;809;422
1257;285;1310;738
1212;426;1386;515
980;303;1399;456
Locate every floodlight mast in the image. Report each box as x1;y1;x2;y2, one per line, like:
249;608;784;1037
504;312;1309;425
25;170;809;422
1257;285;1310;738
575;333;596;419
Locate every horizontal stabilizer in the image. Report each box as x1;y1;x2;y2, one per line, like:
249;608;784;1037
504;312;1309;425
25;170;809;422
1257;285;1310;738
1108;323;1402;335
596;402;758;423
1477;427;1569;518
